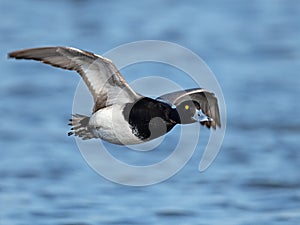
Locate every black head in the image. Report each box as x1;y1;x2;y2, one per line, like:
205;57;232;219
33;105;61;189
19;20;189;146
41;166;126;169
172;100;199;124
157;88;221;129
170;100;213;125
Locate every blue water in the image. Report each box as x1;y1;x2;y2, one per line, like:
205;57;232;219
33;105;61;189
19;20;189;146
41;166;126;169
1;0;300;224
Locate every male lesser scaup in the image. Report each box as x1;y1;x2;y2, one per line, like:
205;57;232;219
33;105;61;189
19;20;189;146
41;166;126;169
9;47;221;145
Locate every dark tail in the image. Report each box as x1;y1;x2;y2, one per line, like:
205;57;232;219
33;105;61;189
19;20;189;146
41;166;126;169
68;114;96;140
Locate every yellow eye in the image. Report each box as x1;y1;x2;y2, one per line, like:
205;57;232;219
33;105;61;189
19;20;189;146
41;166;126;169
185;104;189;110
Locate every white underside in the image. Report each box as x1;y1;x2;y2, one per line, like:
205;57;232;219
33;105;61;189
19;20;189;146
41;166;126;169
88;104;143;145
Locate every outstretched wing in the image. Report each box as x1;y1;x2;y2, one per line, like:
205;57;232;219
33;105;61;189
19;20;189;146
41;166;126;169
157;88;221;129
8;46;141;112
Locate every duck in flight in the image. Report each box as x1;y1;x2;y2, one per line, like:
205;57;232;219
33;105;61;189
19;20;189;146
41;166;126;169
8;47;221;145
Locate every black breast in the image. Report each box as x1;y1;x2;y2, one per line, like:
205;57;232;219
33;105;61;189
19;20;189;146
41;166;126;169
123;97;177;141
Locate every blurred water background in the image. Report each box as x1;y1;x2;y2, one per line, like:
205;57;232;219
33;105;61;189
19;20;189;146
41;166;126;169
1;0;300;224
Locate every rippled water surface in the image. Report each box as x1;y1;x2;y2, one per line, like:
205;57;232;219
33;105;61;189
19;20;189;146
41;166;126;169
1;0;300;224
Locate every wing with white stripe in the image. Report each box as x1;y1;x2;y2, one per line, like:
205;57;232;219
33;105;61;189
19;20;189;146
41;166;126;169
9;46;140;112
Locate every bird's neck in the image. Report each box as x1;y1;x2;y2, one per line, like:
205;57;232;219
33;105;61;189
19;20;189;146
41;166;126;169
123;98;177;140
